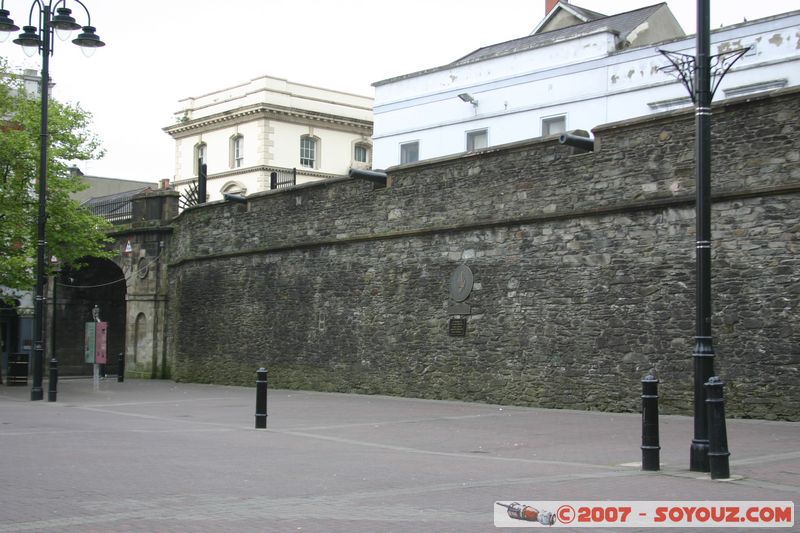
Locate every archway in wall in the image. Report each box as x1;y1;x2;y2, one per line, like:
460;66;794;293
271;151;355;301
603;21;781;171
0;299;21;381
55;258;127;376
134;312;147;365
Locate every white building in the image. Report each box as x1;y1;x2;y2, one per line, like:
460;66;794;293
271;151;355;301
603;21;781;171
372;1;800;168
164;75;373;203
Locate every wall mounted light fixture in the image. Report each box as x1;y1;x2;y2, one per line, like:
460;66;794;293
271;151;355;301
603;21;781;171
457;92;478;107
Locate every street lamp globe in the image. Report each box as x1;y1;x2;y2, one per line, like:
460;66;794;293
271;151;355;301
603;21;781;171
0;8;19;41
12;25;40;55
51;7;80;41
72;24;103;56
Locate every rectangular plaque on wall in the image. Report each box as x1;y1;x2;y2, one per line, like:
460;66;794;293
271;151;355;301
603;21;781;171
448;302;471;316
448;318;467;337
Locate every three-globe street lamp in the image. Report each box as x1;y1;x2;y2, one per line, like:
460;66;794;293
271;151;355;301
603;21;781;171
0;0;104;401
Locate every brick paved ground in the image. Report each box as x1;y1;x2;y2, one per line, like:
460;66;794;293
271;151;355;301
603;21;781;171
0;378;797;532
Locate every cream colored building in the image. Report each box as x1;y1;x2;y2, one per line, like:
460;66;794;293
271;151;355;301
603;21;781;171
164;75;373;203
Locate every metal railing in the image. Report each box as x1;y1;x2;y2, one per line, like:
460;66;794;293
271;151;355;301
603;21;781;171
84;199;132;224
270;168;296;190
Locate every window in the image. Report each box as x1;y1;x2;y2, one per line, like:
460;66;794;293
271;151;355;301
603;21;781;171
193;142;207;175
354;143;370;163
542;115;566;137
230;135;244;168
466;129;488;151
300;136;317;168
400;141;419;164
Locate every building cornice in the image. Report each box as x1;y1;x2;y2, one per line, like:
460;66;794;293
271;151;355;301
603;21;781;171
163;103;373;138
180;86;372;116
176;74;372;108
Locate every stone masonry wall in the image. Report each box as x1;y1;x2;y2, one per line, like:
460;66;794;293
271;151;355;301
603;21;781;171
166;88;799;420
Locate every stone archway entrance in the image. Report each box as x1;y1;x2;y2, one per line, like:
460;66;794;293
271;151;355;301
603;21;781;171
76;188;178;380
52;258;127;376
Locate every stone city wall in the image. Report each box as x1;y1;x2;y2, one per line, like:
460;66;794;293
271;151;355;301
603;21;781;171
166;88;799;420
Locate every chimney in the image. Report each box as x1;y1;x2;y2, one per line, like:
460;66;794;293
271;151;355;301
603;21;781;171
545;0;563;16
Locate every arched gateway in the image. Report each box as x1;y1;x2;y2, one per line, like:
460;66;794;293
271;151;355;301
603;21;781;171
50;258;126;375
50;189;177;378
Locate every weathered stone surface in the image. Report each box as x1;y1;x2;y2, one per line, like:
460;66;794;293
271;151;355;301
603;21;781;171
167;88;800;421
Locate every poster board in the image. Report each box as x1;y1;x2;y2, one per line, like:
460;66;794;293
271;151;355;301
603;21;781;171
84;321;108;364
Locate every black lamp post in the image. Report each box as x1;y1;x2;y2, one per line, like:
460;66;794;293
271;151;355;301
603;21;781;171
0;0;104;401
690;0;715;473
659;0;747;473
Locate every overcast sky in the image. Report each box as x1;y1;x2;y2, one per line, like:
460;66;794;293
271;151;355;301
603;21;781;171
2;0;797;182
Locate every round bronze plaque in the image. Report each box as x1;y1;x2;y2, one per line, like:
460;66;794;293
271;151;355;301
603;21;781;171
449;264;473;302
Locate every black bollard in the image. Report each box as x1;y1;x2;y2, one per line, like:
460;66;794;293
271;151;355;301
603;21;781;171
255;367;268;429
47;358;58;402
641;374;660;471
117;352;125;383
705;376;730;479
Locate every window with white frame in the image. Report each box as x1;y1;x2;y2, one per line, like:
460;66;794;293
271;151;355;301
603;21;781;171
466;129;488;151
400;141;419;164
230;135;244;168
542;115;566;137
300;136;317;168
354;143;370;163
194;142;207;175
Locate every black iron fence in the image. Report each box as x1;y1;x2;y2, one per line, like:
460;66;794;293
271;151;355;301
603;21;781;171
270;168;296;190
84;198;132;224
